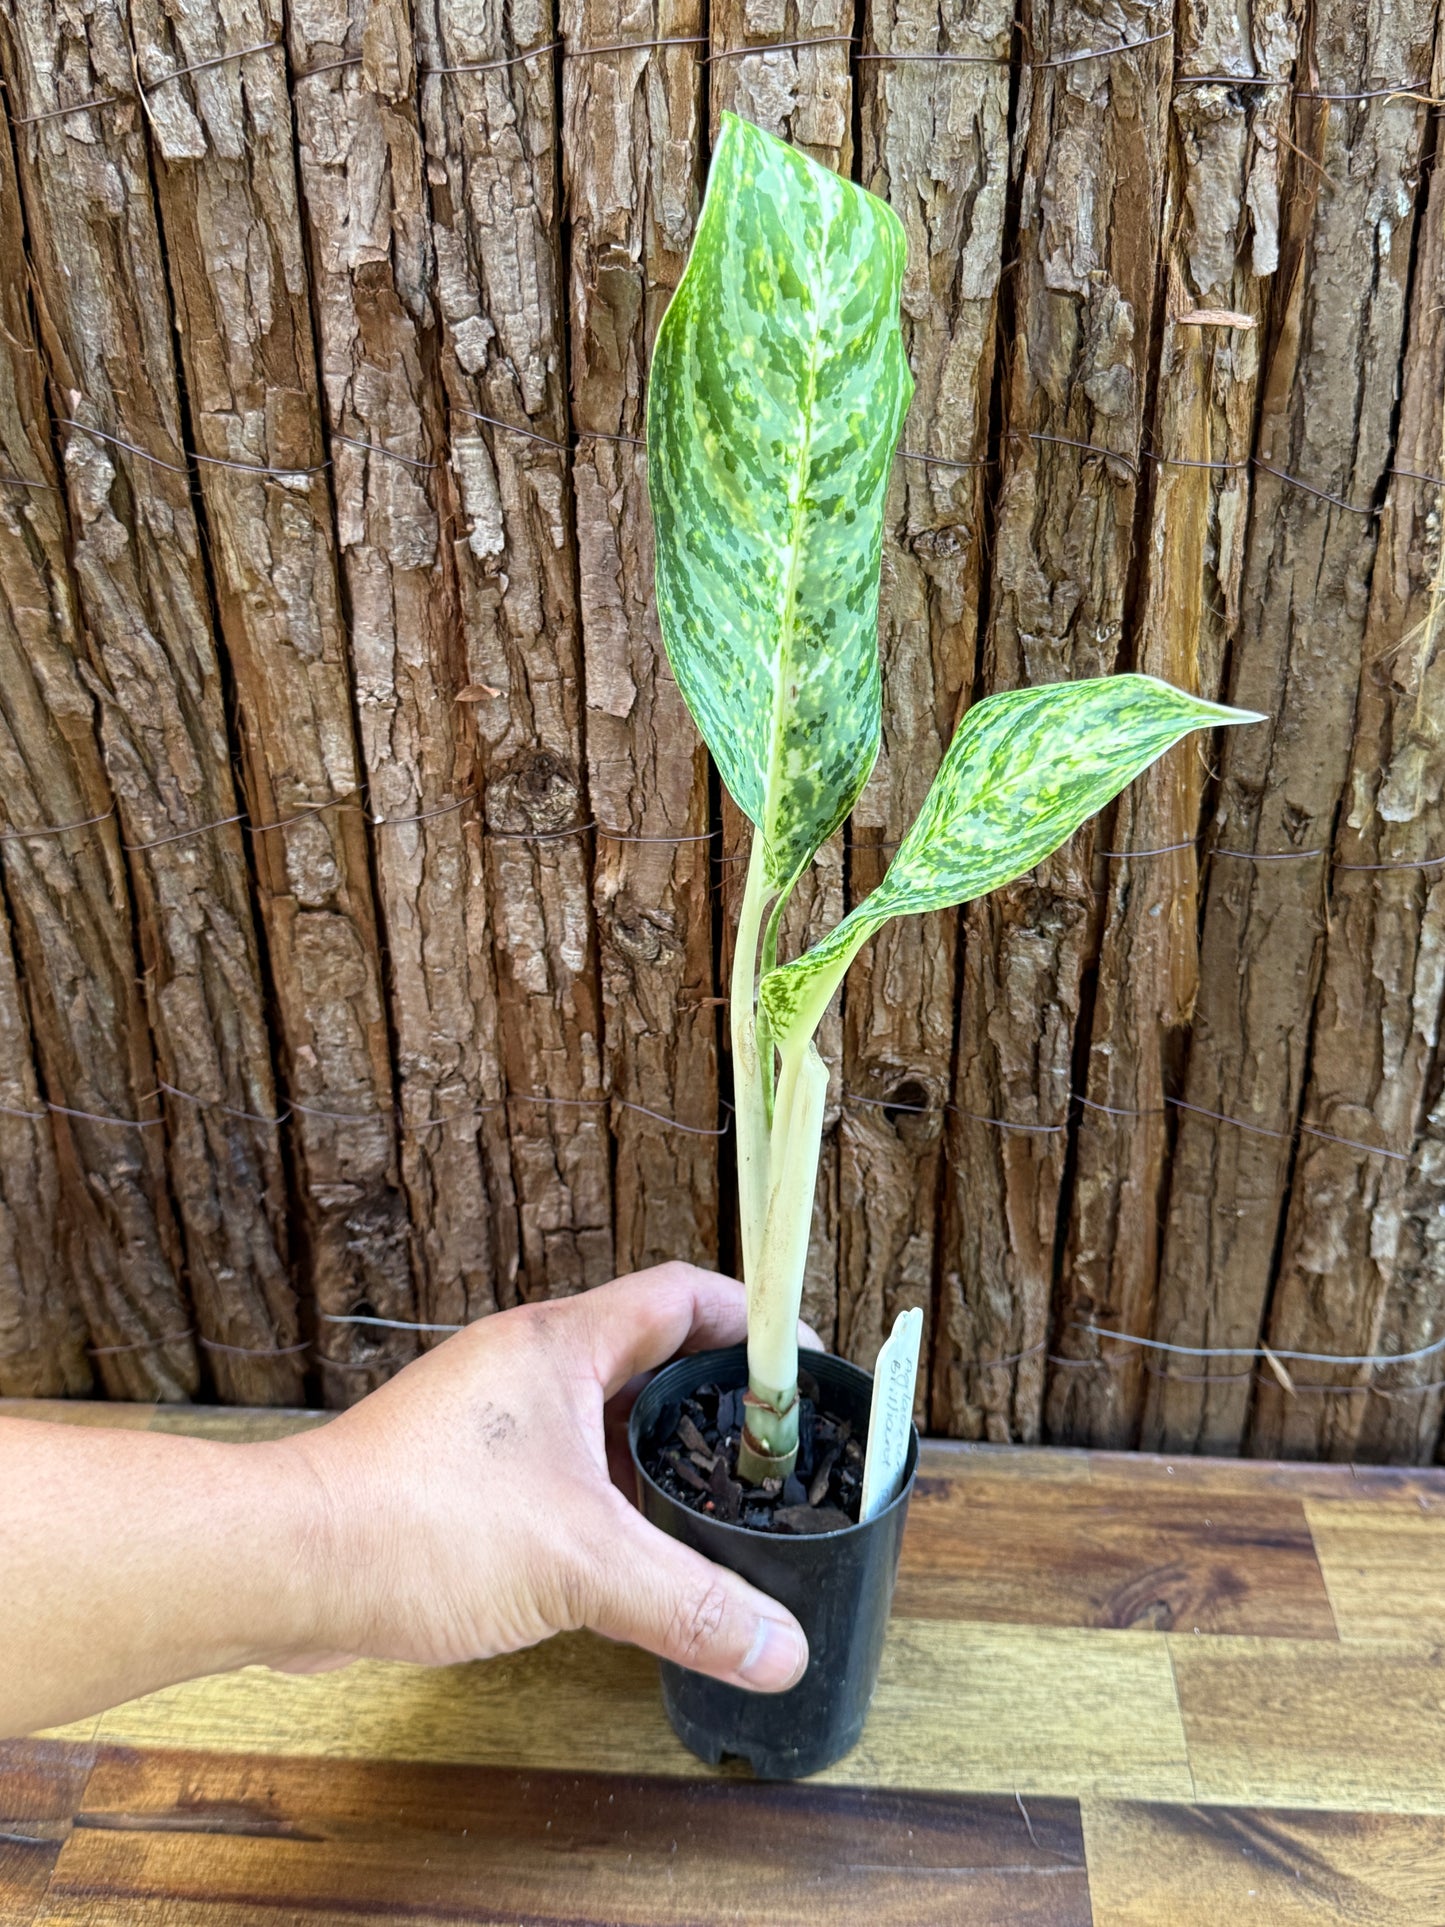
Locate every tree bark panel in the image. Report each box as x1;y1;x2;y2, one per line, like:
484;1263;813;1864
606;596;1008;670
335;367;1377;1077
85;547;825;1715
417;0;613;1303
1144;0;1440;1455
933;1;1172;1440
0;0;296;1399
288;0;519;1342
1251;42;1445;1462
129;0;420;1400
0;900;79;1397
843;0;1013;1418
562;4;717;1279
708;0;852;172
1047;6;1297;1447
0;118;191;1398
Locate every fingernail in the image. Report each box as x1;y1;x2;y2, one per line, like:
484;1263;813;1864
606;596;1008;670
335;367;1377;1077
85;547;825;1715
738;1616;808;1691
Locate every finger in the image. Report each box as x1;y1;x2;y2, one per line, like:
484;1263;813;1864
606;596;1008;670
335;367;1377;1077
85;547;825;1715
582;1264;749;1397
578;1505;808;1692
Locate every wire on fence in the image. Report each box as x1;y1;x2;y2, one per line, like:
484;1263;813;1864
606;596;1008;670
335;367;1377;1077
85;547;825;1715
2;790;746;854
967;1324;1445;1389
838;1083;1410;1168
92;1307;1445;1394
424;40;563;76
1098;838;1194;858
87;1328;194;1358
292;54;365;79
1252;457;1379;517
21;381;1435;534
1007;428;1139;476
1071;1321;1445;1371
199;1335;309;1359
0;805;116;842
10;33;1434;160
140;38;282;91
709;34;857;62
155;1080;291;1127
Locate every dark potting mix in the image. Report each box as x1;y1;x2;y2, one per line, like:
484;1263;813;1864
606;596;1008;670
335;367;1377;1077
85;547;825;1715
640;1366;864;1533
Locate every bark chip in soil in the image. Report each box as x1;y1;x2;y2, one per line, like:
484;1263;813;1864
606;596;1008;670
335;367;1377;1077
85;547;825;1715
640;1367;863;1533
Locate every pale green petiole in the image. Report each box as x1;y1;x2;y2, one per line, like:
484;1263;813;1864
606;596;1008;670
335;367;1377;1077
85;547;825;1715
732;835;825;1482
739;1038;827;1473
731;836;775;1292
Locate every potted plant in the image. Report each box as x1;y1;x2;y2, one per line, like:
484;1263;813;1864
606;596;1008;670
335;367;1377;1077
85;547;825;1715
627;111;1260;1778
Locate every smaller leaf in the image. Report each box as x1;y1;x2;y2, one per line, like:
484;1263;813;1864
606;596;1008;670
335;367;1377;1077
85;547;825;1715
760;674;1263;1048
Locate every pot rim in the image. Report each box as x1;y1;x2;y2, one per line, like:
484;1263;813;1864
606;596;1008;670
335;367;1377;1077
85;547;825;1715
627;1341;919;1545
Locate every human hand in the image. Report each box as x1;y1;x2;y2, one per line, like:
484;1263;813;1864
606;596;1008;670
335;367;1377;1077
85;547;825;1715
278;1264;814;1693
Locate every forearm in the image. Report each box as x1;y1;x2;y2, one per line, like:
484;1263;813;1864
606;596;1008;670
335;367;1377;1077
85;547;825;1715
0;1420;326;1738
0;1271;812;1738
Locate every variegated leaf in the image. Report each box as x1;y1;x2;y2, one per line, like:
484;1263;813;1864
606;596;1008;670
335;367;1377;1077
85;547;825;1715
759;675;1263;1047
647;112;913;894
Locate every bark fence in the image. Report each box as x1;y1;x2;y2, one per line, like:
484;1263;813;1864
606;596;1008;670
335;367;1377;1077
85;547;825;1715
0;0;1441;1460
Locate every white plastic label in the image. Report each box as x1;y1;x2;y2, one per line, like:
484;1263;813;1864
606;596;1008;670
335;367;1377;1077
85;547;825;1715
859;1306;922;1523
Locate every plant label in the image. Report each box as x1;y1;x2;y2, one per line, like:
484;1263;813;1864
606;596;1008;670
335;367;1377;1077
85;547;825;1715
860;1307;922;1523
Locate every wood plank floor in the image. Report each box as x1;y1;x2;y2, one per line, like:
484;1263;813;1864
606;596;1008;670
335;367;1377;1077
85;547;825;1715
4;1399;1445;1924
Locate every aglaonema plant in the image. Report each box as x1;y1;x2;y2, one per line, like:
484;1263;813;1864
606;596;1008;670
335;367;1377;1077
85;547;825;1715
649;112;1262;1488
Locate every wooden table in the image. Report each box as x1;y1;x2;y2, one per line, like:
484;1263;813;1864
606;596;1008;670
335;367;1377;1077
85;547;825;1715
4;1398;1445;1924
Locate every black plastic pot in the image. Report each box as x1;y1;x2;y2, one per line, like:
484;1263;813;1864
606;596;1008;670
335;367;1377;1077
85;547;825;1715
628;1342;918;1780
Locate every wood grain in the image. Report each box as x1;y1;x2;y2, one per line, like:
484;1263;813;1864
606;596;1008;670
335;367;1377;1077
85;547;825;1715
895;1471;1339;1638
40;1616;1192;1802
145;1406;330;1443
934;1;1171;1442
28;1750;1090;1927
0;1400;158;1432
15;1405;1445;1920
1086;1800;1445;1926
0;1738;96;1927
1305;1498;1445;1643
1171;1634;1445;1811
1145;0;1441;1457
709;0;852;169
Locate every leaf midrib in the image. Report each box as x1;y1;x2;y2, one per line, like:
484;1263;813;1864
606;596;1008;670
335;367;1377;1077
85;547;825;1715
760;293;825;892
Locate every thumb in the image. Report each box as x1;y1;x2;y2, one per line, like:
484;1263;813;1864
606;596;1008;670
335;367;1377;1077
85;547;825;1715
578;1508;808;1693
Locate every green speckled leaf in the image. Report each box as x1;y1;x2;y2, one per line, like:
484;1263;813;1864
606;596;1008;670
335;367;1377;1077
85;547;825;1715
760;675;1263;1047
648;112;912;894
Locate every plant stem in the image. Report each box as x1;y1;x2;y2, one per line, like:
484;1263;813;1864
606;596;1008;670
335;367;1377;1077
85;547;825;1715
731;834;774;1288
738;1040;827;1481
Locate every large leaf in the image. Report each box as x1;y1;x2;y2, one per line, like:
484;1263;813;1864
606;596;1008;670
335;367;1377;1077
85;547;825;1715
759;675;1263;1047
647;112;913;894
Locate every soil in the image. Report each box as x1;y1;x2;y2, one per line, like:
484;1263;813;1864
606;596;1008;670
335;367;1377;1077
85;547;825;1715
640;1367;864;1533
